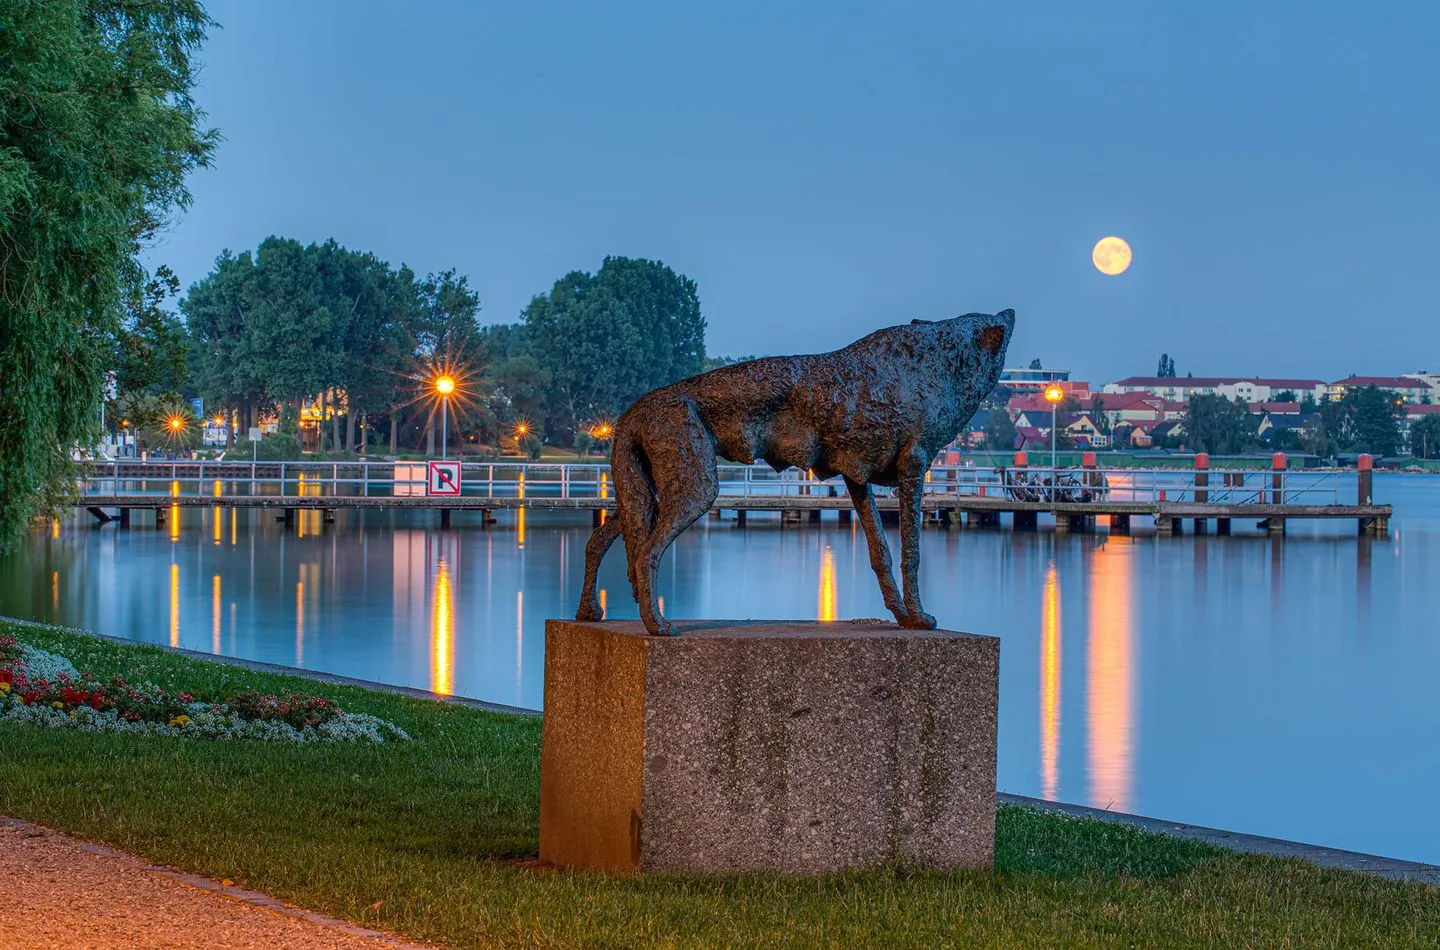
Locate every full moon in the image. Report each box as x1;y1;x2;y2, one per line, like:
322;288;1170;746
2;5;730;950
1092;236;1132;276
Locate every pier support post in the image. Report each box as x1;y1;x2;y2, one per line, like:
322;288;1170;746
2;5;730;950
118;507;132;529
154;507;166;527
324;509;336;524
282;508;294;527
735;509;747;528
1216;518;1231;536
1109;513;1130;535
1357;454;1374;535
808;509;822;525
1266;518;1286;537
838;508;851;526
440;508;452;529
1193;453;1208;535
1012;510;1038;532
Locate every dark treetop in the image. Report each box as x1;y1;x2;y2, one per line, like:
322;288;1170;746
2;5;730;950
577;309;1014;635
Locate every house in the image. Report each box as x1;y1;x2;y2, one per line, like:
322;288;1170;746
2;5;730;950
1257;411;1320;445
1088;392;1186;428
1060;411;1106;447
1327;376;1433;403
1148;419;1185;445
1112;423;1154;448
1014;426;1047;450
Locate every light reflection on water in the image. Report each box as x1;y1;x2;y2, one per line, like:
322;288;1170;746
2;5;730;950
1086;537;1135;814
3;474;1439;862
1039;562;1061;801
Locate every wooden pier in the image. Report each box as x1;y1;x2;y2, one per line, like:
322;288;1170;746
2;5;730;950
67;452;1392;538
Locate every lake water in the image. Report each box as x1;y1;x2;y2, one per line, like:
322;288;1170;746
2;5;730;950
3;473;1437;863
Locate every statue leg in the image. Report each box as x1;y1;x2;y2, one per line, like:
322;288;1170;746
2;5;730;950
627;407;719;635
896;452;936;629
844;476;906;623
575;515;621;621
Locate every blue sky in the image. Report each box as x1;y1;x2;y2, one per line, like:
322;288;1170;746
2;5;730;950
150;0;1439;381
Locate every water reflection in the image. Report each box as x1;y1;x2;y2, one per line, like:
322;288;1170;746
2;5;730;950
295;563;305;666
432;552;454;695
818;545;837;622
212;574;222;654
169;562;179;647
515;590;524;698
1040;561;1061;800
1086;537;1135;812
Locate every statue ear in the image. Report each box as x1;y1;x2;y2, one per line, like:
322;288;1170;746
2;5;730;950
978;325;1007;354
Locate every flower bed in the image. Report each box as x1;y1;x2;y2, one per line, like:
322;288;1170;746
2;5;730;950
0;635;410;743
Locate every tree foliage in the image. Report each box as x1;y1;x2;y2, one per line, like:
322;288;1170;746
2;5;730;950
1182;394;1255;454
1411;415;1440;460
519;256;705;439
183;237;460;452
1156;354;1177;378
0;0;217;546
983;408;1017;452
1303;387;1403;458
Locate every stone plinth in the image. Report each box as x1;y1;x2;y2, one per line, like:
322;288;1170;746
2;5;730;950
539;620;998;875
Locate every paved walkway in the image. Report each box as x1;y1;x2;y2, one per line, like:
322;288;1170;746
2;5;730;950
0;818;432;950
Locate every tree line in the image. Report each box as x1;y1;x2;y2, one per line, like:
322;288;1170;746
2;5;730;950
116;239;707;457
1182;387;1410;457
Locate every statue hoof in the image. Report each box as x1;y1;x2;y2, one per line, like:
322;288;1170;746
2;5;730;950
575;603;602;622
647;619;677;637
899;611;937;630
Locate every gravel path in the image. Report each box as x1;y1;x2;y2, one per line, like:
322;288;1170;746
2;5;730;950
0;818;434;949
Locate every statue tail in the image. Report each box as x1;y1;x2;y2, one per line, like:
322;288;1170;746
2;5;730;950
575;419;653;622
611;421;657;542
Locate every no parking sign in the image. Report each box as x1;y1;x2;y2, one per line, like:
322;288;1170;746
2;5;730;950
427;460;461;496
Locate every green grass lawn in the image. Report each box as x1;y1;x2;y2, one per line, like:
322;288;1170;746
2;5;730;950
2;621;1437;948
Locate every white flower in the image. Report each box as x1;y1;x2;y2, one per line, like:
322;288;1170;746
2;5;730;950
0;641;412;746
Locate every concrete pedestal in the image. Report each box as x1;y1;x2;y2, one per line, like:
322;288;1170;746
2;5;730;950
539;620;998;875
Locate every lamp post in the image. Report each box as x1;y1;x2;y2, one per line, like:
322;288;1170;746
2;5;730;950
435;375;455;459
1044;384;1064;499
514;422;529;457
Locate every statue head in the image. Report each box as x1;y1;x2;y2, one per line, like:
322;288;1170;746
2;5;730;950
942;308;1014;397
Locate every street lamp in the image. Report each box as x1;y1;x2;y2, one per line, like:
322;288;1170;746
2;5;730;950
1044;384;1065;496
435;375;455;458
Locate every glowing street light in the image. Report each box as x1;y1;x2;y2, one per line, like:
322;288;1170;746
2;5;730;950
435;375;456;458
1044;384;1065;493
168;417;184;431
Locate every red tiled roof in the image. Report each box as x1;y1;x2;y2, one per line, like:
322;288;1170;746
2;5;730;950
1331;376;1429;389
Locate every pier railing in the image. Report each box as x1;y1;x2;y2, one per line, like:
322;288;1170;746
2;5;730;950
76;457;1353;508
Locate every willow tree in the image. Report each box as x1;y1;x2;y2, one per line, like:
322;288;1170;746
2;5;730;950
0;0;216;546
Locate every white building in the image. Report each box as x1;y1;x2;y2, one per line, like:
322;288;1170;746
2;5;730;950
1102;376;1327;403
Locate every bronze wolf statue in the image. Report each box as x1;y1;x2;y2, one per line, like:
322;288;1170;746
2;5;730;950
576;309;1014;636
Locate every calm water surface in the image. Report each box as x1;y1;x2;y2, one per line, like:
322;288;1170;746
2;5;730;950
3;474;1438;862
